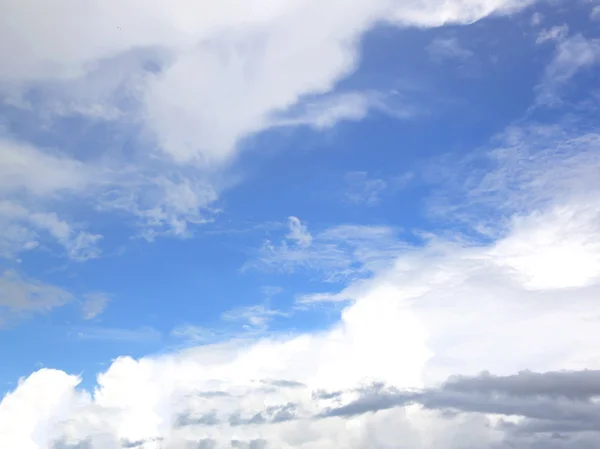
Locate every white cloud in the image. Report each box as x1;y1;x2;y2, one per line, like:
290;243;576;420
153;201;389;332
271;91;418;130
97;174;219;241
0;369;85;449
0;200;102;261
0;139;104;197
0;0;535;256
0;138;218;258
285;217;312;248
5;196;600;447
222;305;289;331
535;25;569;44
247;218;407;282
536;34;600;106
428;124;600;239
4;118;600;448
0;0;533;165
0;139;105;260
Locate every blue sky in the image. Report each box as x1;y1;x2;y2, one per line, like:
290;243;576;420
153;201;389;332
2;1;600;448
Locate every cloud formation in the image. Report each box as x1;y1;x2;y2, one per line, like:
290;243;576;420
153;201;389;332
0;0;536;256
3;112;600;448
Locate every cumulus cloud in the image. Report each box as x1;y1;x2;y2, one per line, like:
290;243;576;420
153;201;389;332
5;114;600;446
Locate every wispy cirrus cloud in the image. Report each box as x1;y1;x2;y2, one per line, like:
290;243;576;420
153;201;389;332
535;34;600;106
246;217;407;282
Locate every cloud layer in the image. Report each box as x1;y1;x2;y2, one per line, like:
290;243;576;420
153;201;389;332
3;115;600;448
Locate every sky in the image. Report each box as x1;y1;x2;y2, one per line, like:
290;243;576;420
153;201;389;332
1;0;600;448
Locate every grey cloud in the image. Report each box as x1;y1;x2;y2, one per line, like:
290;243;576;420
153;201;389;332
121;440;145;448
229;412;265;426
0;269;74;327
176;411;220;427
319;369;600;443
500;418;600;435
195;390;231;398
319;385;417;418
121;438;164;448
267;403;298;423
231;439;268;449
262;379;306;389
312;389;344;400
443;370;600;399
419;390;600;423
52;440;91;449
229;403;298;426
194;439;217;449
493;433;600;449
